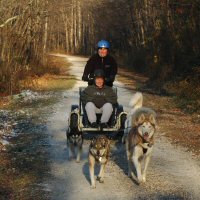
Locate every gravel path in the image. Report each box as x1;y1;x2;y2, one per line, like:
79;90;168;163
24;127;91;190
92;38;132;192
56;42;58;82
45;55;200;200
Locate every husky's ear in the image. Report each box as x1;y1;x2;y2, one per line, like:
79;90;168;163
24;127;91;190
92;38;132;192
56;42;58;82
149;114;156;125
137;113;145;125
132;117;137;127
106;139;110;147
132;114;145;126
91;138;96;146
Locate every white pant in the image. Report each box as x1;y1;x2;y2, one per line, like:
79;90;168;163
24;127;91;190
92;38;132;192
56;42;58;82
85;102;113;124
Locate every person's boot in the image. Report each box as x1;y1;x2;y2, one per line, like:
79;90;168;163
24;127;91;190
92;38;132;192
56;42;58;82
100;123;109;131
91;122;99;128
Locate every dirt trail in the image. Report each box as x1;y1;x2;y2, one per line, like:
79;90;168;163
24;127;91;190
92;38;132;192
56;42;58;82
45;55;200;200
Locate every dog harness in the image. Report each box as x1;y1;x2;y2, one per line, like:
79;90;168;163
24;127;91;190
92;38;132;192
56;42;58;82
138;132;154;154
140;143;153;154
89;149;108;163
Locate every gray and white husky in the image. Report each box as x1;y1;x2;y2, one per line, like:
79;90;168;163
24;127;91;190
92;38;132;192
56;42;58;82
66;127;83;163
123;92;156;184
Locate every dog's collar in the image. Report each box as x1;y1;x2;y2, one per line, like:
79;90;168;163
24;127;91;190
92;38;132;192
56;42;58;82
140;142;153;148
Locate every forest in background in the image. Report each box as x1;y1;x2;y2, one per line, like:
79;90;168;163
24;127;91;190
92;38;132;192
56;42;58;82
0;0;199;112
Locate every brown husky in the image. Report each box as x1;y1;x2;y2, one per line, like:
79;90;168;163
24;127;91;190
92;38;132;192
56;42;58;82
125;107;156;184
88;135;110;189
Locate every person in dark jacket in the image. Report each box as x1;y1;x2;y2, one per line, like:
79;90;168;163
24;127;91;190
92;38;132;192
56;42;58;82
82;40;117;87
81;69;117;129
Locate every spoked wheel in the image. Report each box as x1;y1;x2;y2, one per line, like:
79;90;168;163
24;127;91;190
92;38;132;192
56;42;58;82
117;105;124;114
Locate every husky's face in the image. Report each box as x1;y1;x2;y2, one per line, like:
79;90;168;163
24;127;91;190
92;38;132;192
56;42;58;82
137;114;156;141
68;134;82;145
67;129;82;146
90;136;109;157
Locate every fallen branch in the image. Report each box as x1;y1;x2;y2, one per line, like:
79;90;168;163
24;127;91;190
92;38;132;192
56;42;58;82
0;16;19;28
0;0;34;28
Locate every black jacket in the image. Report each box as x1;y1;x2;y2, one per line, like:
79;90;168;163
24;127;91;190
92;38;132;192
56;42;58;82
81;85;117;108
82;54;117;86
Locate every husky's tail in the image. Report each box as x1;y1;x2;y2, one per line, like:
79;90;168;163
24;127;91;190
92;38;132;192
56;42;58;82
129;92;143;110
122;92;143;144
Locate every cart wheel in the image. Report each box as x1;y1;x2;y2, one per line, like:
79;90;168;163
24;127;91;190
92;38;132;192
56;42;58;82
117;105;124;114
70;113;78;129
115;113;127;137
71;105;79;112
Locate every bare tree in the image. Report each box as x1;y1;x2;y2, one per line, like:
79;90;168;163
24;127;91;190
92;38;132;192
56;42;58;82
1;0;200;95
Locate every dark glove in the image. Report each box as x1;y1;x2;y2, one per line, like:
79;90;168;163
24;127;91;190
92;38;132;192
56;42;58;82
82;75;89;81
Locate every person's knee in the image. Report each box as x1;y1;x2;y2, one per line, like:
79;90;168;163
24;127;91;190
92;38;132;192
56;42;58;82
103;103;113;111
85;102;95;110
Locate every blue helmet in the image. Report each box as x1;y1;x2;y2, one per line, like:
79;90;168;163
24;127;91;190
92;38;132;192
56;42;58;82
97;40;110;49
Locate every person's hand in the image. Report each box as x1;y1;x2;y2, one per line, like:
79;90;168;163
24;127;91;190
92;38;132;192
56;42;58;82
82;75;89;81
88;74;94;81
82;75;94;82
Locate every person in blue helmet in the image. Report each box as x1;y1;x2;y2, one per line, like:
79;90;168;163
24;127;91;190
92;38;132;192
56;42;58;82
82;40;117;87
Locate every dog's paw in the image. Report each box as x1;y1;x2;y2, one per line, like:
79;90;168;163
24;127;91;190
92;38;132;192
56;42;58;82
137;176;143;184
90;184;96;189
99;178;104;183
97;176;104;183
142;176;146;183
